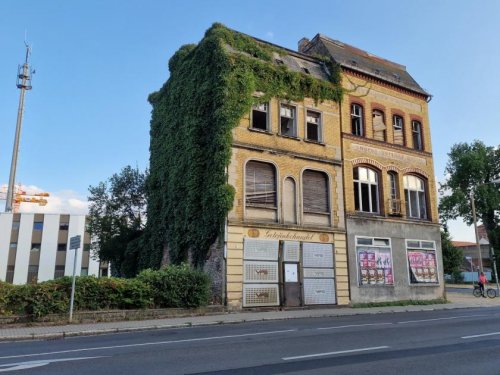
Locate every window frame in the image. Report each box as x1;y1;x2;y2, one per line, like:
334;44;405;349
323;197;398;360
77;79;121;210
392;115;405;145
351;103;364;136
404;175;428;220
353;166;380;214
412;120;423;150
250;102;269;132
244;160;278;210
305;109;322;142
302;169;330;215
405;239;439;284
356;236;394;286
279;103;297;137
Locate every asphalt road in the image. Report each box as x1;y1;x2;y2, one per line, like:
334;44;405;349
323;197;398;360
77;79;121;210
1;307;500;374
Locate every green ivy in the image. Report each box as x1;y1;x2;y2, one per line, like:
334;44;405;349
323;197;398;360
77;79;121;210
141;23;343;269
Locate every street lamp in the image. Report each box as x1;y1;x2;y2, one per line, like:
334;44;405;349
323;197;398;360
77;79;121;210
470;178;500;293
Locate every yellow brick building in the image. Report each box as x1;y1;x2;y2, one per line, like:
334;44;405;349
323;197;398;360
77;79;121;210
225;51;349;308
301;35;444;303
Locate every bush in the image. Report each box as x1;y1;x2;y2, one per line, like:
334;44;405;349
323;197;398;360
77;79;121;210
137;264;211;308
0;265;209;319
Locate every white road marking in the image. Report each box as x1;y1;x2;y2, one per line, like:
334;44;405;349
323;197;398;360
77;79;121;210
397;314;488;324
0;356;105;372
0;329;297;360
462;332;500;339
282;346;389;361
317;323;393;330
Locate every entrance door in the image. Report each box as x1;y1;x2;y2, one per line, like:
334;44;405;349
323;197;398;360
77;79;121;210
283;262;301;307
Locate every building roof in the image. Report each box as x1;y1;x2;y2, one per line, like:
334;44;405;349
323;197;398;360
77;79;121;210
300;34;430;98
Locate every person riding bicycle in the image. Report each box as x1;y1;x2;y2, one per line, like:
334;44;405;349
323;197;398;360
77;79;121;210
478;272;488;297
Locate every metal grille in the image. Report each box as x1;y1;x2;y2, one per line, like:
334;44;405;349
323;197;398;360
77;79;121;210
243;284;279;307
283;241;300;262
303;268;335;279
303;279;336;305
243;238;279;260
302;243;333;268
244;261;278;283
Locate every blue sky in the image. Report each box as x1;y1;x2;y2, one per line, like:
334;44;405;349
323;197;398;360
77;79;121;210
1;0;499;242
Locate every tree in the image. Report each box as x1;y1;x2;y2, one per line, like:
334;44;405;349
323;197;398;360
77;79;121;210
440;229;463;282
439;140;500;271
87;166;148;277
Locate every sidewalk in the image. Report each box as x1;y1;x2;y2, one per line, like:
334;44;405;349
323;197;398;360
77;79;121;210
1;289;498;342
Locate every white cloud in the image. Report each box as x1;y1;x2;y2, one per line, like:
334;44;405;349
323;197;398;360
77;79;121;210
0;184;88;215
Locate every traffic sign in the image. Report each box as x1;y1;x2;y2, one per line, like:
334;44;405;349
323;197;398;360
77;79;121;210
69;235;81;250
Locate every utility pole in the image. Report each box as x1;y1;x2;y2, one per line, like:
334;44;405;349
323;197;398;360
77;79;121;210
5;43;33;213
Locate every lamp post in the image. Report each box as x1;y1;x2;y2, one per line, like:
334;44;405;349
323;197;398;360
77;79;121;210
470;178;500;293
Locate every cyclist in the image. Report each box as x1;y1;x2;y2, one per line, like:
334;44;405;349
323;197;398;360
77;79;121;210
478;272;487;297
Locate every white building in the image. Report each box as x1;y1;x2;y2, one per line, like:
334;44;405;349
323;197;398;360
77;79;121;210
0;213;108;284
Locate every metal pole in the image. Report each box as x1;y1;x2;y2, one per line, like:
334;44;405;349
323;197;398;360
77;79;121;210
5;62;29;212
470;191;483;273
69;247;78;323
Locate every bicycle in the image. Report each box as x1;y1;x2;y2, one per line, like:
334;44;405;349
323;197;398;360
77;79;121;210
473;285;497;298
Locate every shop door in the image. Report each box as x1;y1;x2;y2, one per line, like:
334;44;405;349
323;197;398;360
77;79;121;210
283;263;301;307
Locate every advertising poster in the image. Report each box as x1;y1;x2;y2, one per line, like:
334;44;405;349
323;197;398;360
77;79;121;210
408;251;437;283
358;248;393;285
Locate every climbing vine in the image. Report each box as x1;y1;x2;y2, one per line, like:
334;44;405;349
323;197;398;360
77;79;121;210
140;23;343;269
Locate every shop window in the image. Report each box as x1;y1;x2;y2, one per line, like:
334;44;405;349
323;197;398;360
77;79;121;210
393;115;404;145
356;236;393;285
412;120;423;150
388;172;401;215
251;102;269;131
306;110;321;142
351;103;364;136
280;104;296;137
353;167;379;213
404;175;427;219
372;110;386;141
406;240;438;284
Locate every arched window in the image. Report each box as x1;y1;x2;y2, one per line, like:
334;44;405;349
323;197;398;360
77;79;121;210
372;110;386;141
412;121;423;150
303;170;330;226
351;104;364;136
387;172;400;215
282;177;297;224
404;175;427;219
353;167;379;213
393;115;404;145
245;161;278;222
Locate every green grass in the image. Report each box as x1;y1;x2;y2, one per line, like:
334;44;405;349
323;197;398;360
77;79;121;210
352;298;448;308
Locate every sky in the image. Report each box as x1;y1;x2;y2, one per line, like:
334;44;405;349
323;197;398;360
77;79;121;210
1;0;499;242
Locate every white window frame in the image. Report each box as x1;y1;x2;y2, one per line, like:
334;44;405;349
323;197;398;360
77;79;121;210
405;239;439;284
353;167;379;213
279;103;297;137
250;102;269;131
351;104;363;136
412;120;423;150
355;236;394;286
305;109;322;142
404;175;427;219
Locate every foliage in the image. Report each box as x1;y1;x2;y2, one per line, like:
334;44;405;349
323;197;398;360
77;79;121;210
87;165;148;277
142;23;343;269
137;264;211;308
439;140;500;271
0;266;210;319
441;229;463;276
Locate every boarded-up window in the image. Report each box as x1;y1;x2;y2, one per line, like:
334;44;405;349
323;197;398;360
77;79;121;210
372;110;386;142
303;170;329;213
245;161;276;207
393;115;404;145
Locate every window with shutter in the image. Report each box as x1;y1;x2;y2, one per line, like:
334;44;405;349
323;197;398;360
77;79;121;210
303;170;329;213
245;161;276;208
